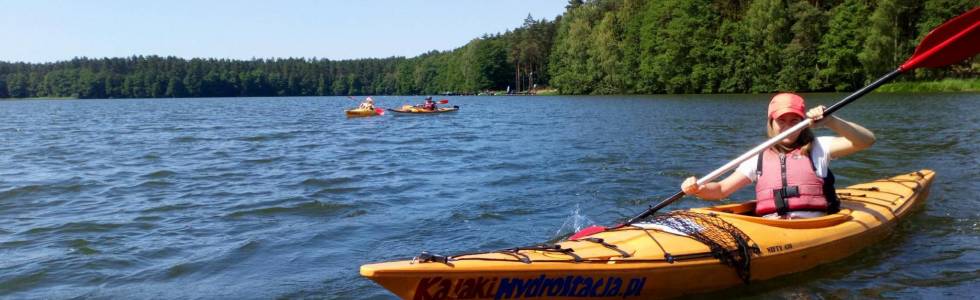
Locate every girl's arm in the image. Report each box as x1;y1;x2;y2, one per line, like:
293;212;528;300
681;172;752;200
808;105;876;158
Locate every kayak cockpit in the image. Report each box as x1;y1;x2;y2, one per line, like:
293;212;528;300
691;202;853;229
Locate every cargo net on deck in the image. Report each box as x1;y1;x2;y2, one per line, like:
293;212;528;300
641;211;761;283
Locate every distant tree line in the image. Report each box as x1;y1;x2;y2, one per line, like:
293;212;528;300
0;0;975;99
548;0;977;94
0;15;553;99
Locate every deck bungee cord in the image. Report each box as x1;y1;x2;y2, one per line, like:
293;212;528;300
836;173;926;207
412;210;763;282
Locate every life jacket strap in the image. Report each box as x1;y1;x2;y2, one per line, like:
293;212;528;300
824;169;840;214
773;186;799;216
777;153;790;215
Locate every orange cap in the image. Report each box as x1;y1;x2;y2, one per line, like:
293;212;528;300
768;93;806;119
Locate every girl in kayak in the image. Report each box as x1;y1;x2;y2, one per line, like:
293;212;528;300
418;97;437;111
681;93;876;219
358;97;376;110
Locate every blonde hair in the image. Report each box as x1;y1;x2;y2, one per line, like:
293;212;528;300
767;118;814;155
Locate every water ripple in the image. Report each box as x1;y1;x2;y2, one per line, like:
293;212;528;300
225;200;355;218
22;221;154;235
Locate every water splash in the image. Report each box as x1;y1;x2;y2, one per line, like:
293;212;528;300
552;204;596;240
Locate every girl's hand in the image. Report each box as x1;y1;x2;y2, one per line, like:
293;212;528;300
681;176;701;195
807;105;829;127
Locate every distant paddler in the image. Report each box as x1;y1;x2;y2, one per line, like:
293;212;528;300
416;97;438;111
345;96;384;117
396;97;451;113
359;97;376;110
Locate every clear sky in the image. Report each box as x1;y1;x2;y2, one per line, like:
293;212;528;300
0;0;568;63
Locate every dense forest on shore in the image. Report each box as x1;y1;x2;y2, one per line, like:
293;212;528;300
0;0;976;99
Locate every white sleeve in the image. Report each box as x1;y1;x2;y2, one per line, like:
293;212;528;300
735;155;759;182
811;136;834;178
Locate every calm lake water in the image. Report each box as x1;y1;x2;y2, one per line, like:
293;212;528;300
0;94;977;299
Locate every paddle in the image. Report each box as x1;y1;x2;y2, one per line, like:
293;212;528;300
569;7;980;240
346;96;385;115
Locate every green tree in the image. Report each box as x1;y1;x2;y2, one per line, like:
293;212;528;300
0;76;8;98
777;1;826;91
166;76;186;97
75;69;105;98
7;73;28;98
816;0;870;91
590;11;623;94
549;3;599;94
913;0;976;79
741;0;792;92
614;0;647;93
332;74;349;95
859;0;904;79
638;0;720;93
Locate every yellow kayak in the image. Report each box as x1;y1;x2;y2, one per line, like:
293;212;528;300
360;170;934;299
345;108;381;117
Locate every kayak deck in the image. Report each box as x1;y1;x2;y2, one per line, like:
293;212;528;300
360;170;934;299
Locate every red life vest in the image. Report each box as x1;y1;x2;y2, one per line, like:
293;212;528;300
754;148;829;216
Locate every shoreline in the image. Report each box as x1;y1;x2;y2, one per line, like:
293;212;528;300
2;80;977;100
875;78;979;93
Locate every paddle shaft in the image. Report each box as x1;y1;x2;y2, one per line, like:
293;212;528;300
623;69;904;225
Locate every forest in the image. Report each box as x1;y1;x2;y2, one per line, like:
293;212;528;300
0;0;975;98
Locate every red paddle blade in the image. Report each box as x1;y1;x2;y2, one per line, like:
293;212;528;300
901;7;980;71
375;108;385;115
439;99;449;104
569;225;607;240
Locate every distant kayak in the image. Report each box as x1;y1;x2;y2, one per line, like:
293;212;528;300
387;105;460;114
361;170;935;299
345;108;382;117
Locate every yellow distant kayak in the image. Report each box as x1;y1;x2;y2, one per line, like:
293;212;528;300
360;170;935;299
345;108;382;117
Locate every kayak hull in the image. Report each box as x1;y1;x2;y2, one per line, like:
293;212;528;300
360;170;934;299
388;106;460;114
345;109;380;117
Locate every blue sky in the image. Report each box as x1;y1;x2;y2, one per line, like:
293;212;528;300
0;0;568;63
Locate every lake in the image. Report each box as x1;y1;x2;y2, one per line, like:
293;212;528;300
0;93;977;299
